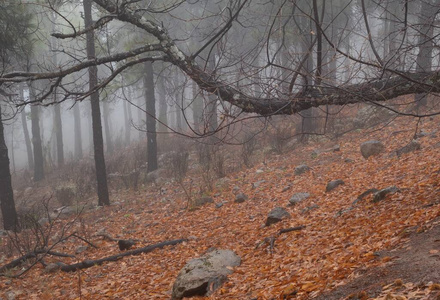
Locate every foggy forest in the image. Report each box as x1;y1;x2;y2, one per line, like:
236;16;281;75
1;0;440;299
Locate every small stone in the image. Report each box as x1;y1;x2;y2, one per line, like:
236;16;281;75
75;246;88;254
266;207;291;226
326;179;345;192
234;193;248;203
256;169;264;174
252;180;266;189
38;218;49;226
44;262;66;273
344;158;354;163
396;140;421;157
301;204;319;214
360;140;385;159
372;186;400;203
215;202;224;208
288;192;310;205
294;164;310;175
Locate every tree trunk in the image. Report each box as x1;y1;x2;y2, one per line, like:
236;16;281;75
73;101;83;159
29;83;44;181
157;76;168;133
122;89;131;145
102;100;113;154
20;85;33;170
192;80;203;133
0;104;18;231
84;0;110;206
415;0;438;108
206;53;218;132
54;103;63;166
143;61;157;173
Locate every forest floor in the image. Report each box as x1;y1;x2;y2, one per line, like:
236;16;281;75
1;112;440;299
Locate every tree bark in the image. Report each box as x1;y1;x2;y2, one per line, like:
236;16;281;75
73;101;83;159
54;103;64;166
84;0;110;206
29;83;44;181
143;61;157;173
102;100;113;154
157;75;168;133
0;103;18;231
20;84;33;170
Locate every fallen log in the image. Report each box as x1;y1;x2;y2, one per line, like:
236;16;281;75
0;250;75;274
279;225;306;235
61;238;186;272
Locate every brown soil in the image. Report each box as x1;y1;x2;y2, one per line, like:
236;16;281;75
314;217;440;299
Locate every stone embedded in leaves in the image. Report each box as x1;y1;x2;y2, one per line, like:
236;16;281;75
326;179;345;192
372;186;400;203
193;197;214;208
266;207;291;226
360;140;385;159
294;164;310;175
234;193;248;203
171;249;241;300
288;192;310;206
396;140;421;157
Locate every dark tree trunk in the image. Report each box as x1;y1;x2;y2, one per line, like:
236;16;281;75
29;84;44;181
0;104;19;231
143;61;157;173
122;88;131;144
20;85;33;170
102;100;113;154
157;76;168;133
73;101;83;159
84;0;110;206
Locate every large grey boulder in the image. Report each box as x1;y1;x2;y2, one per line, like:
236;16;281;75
396;140;421;157
360;140;385;159
234;193;248;203
266;207;291;226
294;164;310;175
288;192;310;206
171;249;241;300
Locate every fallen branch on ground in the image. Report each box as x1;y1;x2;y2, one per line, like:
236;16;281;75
61;238;187;272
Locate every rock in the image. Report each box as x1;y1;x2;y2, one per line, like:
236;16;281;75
301;204;319;214
215;202;224;209
0;229;7;236
326;179;344;192
256;169;264;174
75;246;88;254
231;186;240;195
352;188;379;205
53;206;76;215
294;164;310;175
171;249;241;300
288;192;310;206
193;197;214;208
38;218;49;226
372;186;400;203
118;239;136;251
55;184;76;206
234;193;248;203
344;158;354;163
252;180;266;189
281;185;292;192
360;140;385;159
396;140;421;157
266;207;291;226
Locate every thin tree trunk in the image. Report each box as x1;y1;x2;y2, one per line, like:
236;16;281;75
102;100;113;154
157;76;168;133
0;103;18;231
84;0;110;206
192;80;203;133
73;101;83;159
29;83;44;181
143;61;157;173
54;103;63;166
20;85;33;170
206;53;218;132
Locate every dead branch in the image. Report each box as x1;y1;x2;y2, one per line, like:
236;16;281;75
0;249;74;274
61;238;187;272
279;225;306;235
